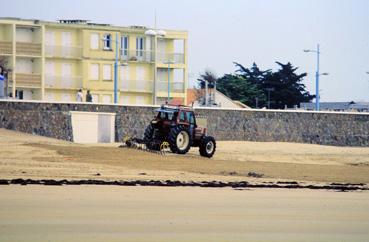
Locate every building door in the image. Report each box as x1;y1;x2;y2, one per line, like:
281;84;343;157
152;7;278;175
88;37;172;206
136;37;144;61
121;36;129;61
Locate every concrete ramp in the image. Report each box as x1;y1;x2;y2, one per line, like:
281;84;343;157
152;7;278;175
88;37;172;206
70;111;116;143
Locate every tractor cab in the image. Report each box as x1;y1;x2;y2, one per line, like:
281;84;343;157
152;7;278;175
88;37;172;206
153;105;197;129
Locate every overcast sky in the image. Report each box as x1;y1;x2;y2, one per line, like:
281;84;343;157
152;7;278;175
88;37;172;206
5;0;369;101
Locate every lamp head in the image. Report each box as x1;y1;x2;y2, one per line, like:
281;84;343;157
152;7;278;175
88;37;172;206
144;29;156;36
156;30;166;37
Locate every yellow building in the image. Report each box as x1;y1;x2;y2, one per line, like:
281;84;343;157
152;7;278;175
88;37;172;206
0;17;188;105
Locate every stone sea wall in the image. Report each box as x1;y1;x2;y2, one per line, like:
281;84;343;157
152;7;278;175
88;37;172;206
0;100;368;146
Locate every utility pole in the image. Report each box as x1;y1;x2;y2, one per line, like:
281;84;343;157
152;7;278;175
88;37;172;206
303;44;328;111
315;44;320;111
205;80;208;106
114;32;119;104
266;87;274;109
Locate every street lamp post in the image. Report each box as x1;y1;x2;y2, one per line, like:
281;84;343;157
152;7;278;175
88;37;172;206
164;60;175;103
114;32;119;104
103;34;120;104
265;87;274;109
145;29;166;105
303;44;329;111
366;72;369;100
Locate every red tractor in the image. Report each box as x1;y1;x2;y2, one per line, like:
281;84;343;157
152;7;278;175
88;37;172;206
126;105;216;158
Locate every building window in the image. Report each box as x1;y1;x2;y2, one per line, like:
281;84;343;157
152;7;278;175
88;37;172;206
103;34;112;50
90;64;99;80
136;37;144;57
121;35;129;59
90;33;99;50
103;64;112;80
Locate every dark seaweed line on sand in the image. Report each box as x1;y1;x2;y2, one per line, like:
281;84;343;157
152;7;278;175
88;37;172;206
0;179;367;191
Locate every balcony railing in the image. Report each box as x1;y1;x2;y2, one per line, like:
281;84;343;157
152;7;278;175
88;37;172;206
14;73;42;88
121;49;154;63
0;41;12;55
45;45;82;59
157;81;185;93
16;42;42;56
120;50;185;64
157;52;185;64
120;80;153;93
45;74;82;89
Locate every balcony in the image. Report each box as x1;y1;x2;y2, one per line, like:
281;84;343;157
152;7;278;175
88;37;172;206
120;80;153;93
157;81;185;93
45;75;82;89
45;45;82;59
16;42;42;56
14;73;42;88
0;41;12;55
157;52;185;64
121;50;154;63
120;50;185;64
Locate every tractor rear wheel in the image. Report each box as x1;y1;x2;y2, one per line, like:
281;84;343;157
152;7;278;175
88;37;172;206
168;125;191;154
144;124;154;141
199;136;216;158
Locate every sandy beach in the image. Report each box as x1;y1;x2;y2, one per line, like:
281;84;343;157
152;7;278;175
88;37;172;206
1;128;369;184
1;185;369;242
1;129;369;241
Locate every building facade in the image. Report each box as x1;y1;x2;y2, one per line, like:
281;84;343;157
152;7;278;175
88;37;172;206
0;17;188;105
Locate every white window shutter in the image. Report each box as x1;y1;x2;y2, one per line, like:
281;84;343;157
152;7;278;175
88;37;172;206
61;63;73;88
45;61;55;75
103;64;112;80
61;32;72;46
136;66;145;80
45;31;55;45
120;65;130;90
90;64;99;80
90;33;99;50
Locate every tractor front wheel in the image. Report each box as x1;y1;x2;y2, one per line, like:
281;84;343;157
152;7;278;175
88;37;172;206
168;125;191;154
199;136;216;158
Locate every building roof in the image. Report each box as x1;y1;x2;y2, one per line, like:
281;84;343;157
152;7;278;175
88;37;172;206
0;17;188;34
186;88;251;109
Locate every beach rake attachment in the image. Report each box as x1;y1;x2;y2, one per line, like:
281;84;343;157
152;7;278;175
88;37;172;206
122;136;170;155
